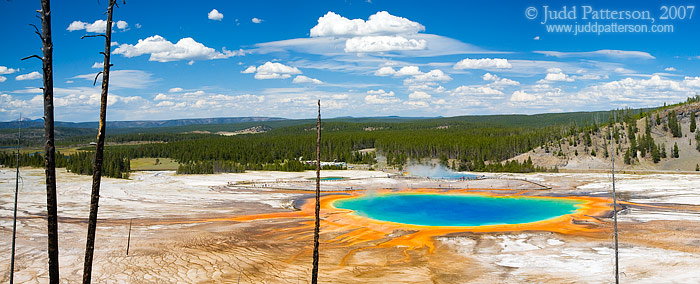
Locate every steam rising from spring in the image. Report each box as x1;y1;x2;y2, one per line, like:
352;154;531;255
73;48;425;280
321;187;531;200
405;163;476;179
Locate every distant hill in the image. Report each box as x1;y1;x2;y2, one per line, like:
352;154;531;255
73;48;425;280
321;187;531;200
0;117;287;129
0;108;664;148
0;110;637;132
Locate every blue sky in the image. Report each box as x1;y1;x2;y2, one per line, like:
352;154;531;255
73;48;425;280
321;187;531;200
1;0;700;122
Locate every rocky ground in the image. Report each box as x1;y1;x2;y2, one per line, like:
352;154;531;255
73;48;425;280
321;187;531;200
1;168;699;283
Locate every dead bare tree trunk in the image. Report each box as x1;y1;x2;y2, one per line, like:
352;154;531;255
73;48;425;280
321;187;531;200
610;114;619;284
10;114;22;284
22;0;60;281
82;0;117;283
126;219;132;256
311;100;321;284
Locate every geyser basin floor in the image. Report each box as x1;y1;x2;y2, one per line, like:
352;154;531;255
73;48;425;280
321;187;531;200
333;193;584;227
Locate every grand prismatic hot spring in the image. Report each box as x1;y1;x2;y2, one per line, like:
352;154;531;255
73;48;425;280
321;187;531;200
333;193;584;227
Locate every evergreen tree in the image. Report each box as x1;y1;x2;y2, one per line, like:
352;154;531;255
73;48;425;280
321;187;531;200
673;142;680;158
655;113;661;125
651;144;660;163
584;131;592;147
661;143;667;158
624;148;631;165
691;112;696;133
669;111;682;137
645;116;651;135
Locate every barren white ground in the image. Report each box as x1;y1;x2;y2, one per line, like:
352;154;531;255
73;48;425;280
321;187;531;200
1;168;699;283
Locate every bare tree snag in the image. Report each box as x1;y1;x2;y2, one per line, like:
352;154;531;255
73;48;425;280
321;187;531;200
10;114;22;284
311;100;321;284
26;0;61;282
82;0;118;282
610;114;619;284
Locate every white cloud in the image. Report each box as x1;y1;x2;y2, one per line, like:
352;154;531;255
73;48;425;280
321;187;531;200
183;90;205;97
482;73;520;87
374;66;396;76
156;101;175;107
252;18;263;24
241;66;257;73
0;94;32;112
255;62;301;79
533;36;540;40
15;71;42;81
375;65;423;77
168;87;183;93
0;66;18;75
113;35;241;62
344;36;427;52
571;74;606;80
208;9;223;21
310;11;424;37
135;23;142;29
92;62;103;69
540;72;574;82
242;62;302;80
404;69;452;85
451;85;503;96
454;58;512;69
1;88;149;120
664;67;677;72
571;75;700;107
366;89;390;95
593;75;684;93
406;101;429;108
510;90;537;102
307;11;429;53
293;75;323;84
154;93;168;100
116;21;128;30
409;91;431;100
67;19;129;33
491;78;519;87
482;73;498;81
684;76;700;88
534;49;655;59
395;66;422;76
0;76;6;83
365;89;400;104
52;93;144;108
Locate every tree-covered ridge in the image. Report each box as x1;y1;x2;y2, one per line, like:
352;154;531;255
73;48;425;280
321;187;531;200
0;119;560;175
0;151;129;179
4;97;698;176
0;108;644;148
526;96;700;170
